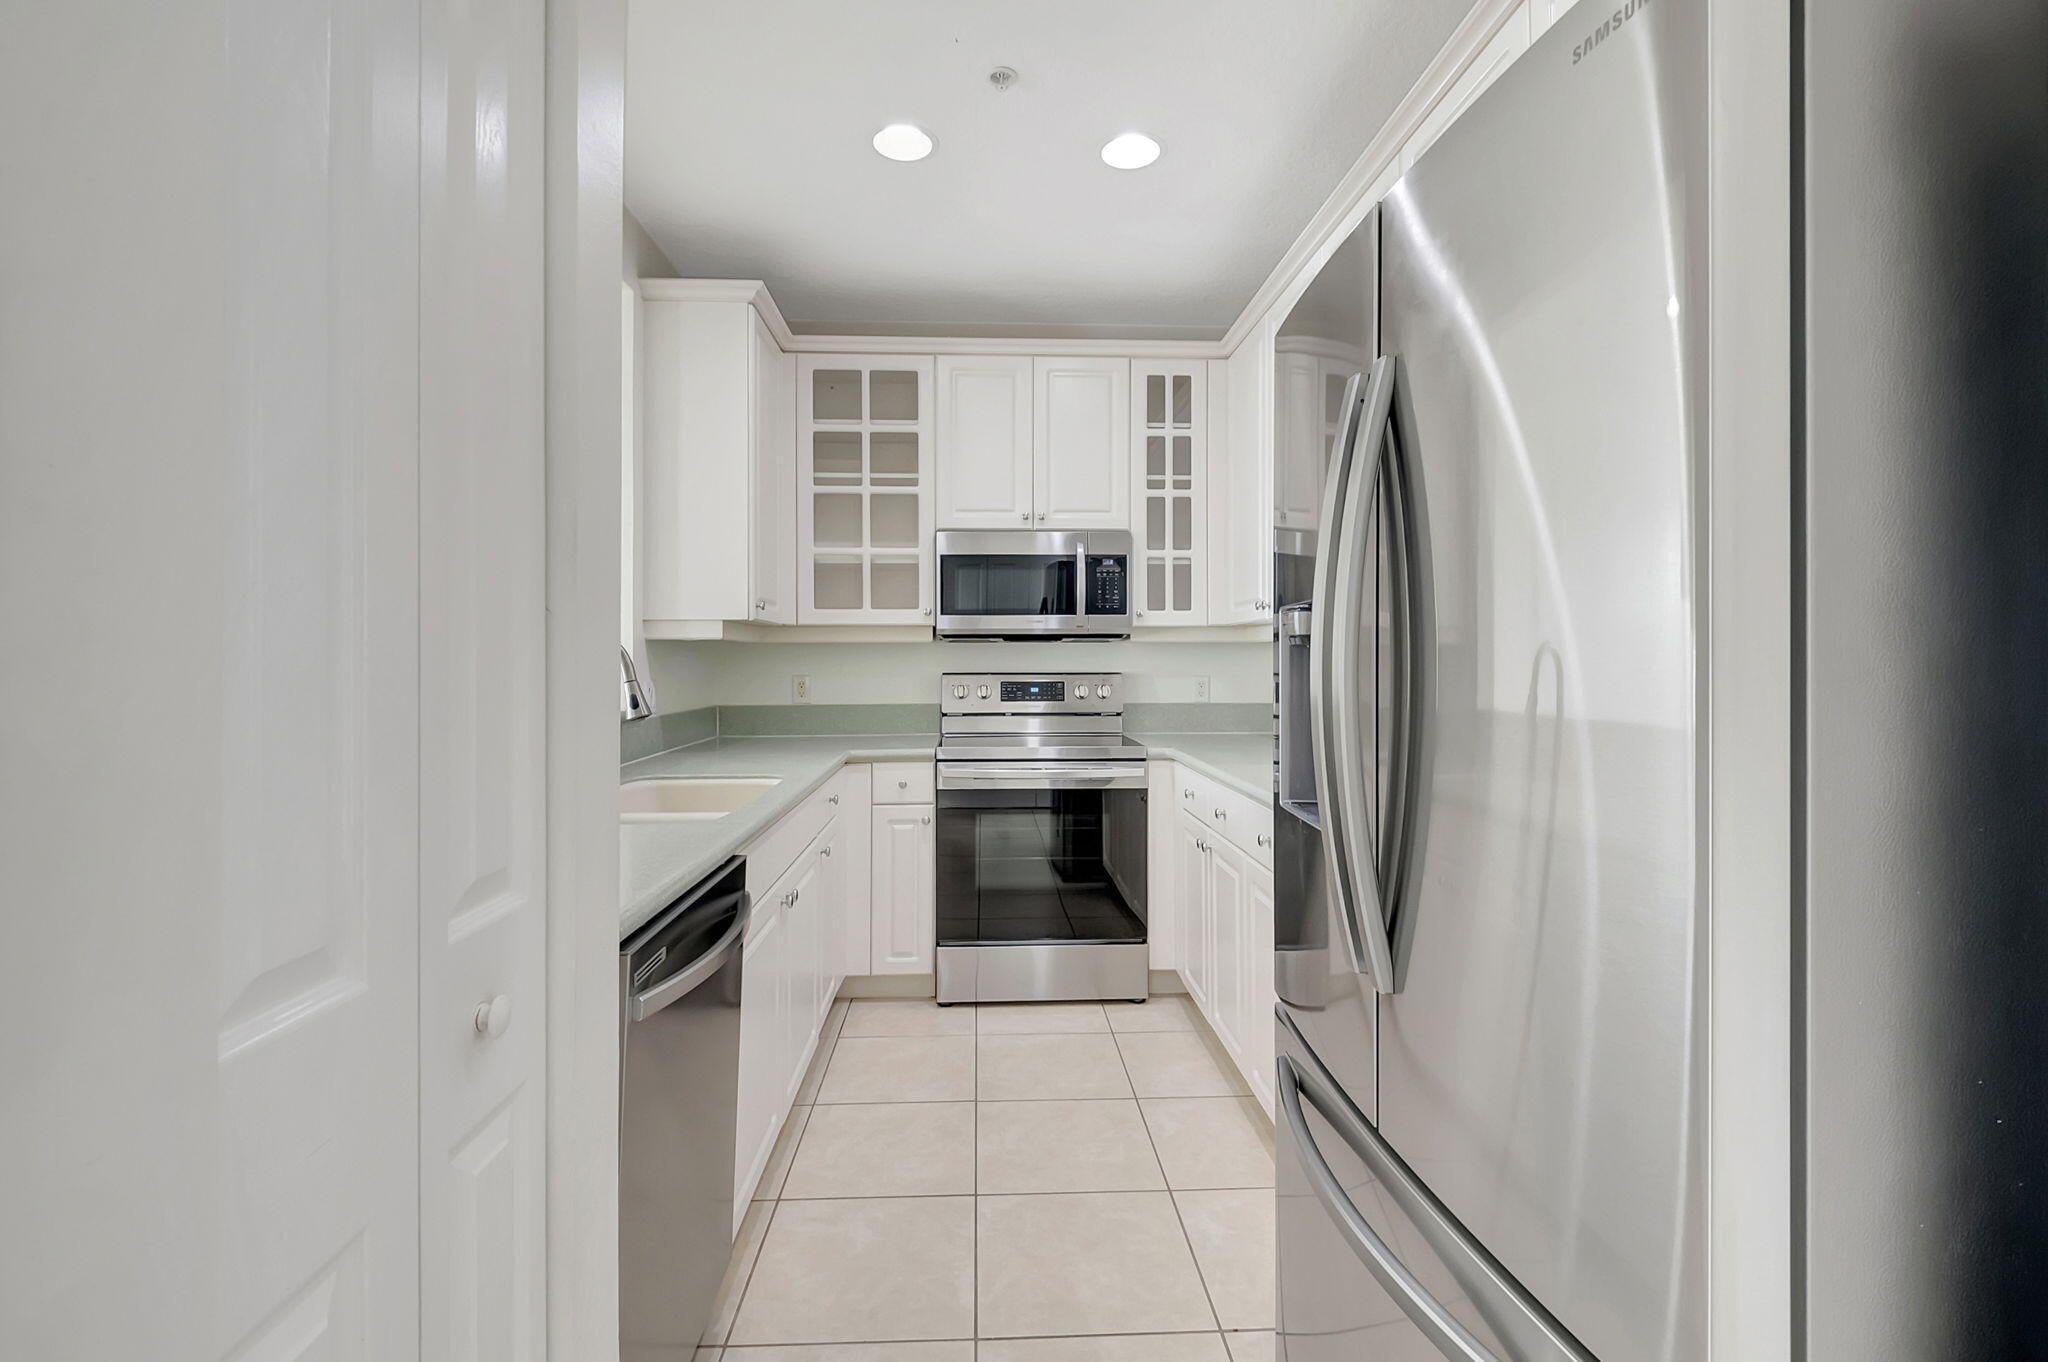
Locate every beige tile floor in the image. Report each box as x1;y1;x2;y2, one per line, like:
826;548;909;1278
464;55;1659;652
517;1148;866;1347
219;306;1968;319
698;993;1276;1361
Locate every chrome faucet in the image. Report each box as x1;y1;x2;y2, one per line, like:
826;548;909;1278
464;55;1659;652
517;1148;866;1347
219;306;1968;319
620;644;656;721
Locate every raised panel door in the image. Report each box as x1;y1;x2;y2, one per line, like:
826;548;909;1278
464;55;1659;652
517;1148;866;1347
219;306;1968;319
832;770;873;978
1034;357;1131;529
1175;812;1212;1008
417;0;548;1355
751;311;797;623
783;846;828;1106
1244;865;1277;1115
1274;350;1323;533
735;895;788;1213
1207;836;1249;1066
870;805;936;974
1215;330;1276;622
936;355;1033;529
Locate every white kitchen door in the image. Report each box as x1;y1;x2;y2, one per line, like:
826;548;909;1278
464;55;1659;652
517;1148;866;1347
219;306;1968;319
418;0;551;1356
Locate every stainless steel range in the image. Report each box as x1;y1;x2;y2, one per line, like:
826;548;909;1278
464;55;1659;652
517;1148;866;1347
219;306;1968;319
934;672;1149;1004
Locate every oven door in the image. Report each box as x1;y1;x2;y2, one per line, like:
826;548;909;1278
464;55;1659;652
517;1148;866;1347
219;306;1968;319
935;763;1149;947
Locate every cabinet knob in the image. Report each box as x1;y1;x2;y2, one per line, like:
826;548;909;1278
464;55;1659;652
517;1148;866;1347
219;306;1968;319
1214;807;1228;821
1019;512;1030;522
1184;789;1194;799
756;598;767;611
473;994;512;1039
1257;832;1272;848
921;607;932;617
1035;512;1046;521
898;779;909;789
822;846;833;859
828;794;840;806
921;815;932;825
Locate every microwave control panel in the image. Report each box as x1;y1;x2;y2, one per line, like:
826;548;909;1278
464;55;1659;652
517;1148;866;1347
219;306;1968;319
1085;555;1128;615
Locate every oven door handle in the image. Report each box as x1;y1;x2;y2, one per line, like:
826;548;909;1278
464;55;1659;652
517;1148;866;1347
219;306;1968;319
938;763;1148;791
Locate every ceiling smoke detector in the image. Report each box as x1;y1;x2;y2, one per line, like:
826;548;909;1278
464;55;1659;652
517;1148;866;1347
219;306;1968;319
988;66;1018;92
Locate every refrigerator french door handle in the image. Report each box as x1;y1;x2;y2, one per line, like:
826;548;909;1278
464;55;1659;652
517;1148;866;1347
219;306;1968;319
1311;358;1403;992
1277;1052;1501;1362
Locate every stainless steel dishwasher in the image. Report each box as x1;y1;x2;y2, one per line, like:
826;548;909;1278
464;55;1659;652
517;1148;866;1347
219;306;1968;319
619;855;749;1362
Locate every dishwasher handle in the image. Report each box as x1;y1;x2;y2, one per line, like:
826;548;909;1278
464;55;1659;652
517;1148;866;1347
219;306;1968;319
628;893;749;1022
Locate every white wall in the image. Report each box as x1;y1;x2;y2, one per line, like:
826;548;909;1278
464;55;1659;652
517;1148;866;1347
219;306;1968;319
649;638;1271;709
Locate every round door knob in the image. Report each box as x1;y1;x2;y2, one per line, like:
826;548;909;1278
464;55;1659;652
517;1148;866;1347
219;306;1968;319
474;995;512;1038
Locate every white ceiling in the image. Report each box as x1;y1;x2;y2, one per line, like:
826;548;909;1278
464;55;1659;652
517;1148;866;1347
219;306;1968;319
625;0;1468;340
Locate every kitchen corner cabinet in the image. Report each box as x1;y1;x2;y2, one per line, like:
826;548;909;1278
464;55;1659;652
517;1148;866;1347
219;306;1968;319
1034;357;1131;530
1129;361;1208;624
798;354;936;624
641;297;797;627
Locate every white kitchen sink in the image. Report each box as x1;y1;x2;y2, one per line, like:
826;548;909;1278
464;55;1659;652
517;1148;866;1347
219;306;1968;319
619;776;781;823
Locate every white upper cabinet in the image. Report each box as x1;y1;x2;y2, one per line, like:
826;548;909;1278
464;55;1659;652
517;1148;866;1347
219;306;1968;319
1274;347;1324;533
640;291;797;628
1212;333;1274;624
1034;357;1131;529
935;355;1034;529
1130;360;1207;624
798;354;936;625
751;311;798;623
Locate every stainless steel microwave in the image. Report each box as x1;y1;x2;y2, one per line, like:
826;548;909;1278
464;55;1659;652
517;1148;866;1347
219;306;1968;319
933;530;1133;640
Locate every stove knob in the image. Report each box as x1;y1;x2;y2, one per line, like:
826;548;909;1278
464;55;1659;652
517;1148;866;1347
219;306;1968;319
952;684;967;699
1098;683;1114;700
1072;684;1091;700
977;684;990;700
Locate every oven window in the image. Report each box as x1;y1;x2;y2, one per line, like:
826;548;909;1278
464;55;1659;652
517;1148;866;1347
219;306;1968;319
937;787;1147;945
938;554;1078;618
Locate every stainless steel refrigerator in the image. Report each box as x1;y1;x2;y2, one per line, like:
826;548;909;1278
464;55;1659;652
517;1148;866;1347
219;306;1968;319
1272;3;1706;1358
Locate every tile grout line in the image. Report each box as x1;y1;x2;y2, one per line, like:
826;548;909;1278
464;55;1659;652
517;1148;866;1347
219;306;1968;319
1108;1025;1231;1340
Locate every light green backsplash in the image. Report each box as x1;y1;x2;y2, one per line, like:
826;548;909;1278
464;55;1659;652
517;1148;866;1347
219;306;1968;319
1123;702;1271;734
718;703;940;736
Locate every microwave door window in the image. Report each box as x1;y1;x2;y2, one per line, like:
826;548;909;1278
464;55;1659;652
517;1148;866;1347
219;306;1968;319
940;555;1078;617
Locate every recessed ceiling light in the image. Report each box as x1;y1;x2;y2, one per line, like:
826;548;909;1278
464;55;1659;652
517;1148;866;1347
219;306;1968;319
1100;132;1161;170
872;123;934;162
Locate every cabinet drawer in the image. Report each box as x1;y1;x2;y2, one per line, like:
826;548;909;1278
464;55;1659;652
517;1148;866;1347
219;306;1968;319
1172;764;1274;869
743;781;840;916
871;761;936;805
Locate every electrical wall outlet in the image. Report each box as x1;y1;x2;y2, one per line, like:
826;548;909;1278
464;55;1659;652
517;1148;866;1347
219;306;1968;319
793;674;811;703
1194;677;1209;700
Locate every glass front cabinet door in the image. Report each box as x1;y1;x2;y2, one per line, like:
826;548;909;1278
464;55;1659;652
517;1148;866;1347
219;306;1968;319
797;355;936;624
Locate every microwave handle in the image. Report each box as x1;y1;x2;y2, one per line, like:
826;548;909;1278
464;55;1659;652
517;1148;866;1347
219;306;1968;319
1076;542;1091;614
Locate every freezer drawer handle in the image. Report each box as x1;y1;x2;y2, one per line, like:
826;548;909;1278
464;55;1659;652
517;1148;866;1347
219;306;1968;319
1278;1053;1501;1362
627;894;750;1022
1278;1044;1595;1362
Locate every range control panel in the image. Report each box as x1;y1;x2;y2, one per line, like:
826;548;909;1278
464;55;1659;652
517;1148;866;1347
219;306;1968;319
942;672;1123;715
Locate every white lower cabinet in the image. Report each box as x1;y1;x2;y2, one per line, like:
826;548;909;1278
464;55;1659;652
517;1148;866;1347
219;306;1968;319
735;773;875;1218
870;803;937;974
1169;767;1277;1117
